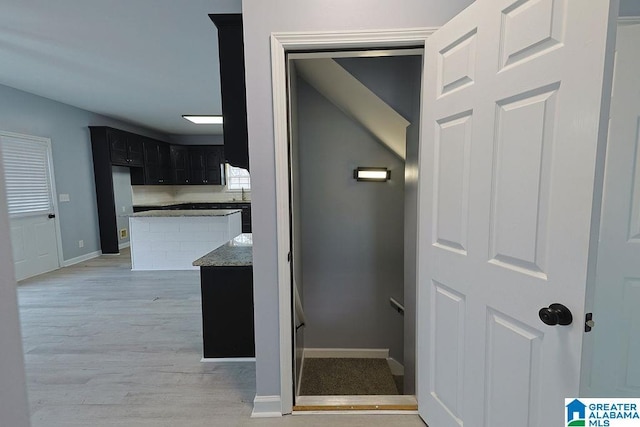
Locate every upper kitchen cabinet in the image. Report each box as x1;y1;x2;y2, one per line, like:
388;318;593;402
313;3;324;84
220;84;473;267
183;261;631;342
189;146;225;185
210;14;249;171
204;146;225;185
105;127;144;167
142;138;172;185
89;126;139;254
170;145;191;184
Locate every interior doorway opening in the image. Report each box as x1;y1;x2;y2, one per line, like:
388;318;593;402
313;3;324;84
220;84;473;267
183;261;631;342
286;48;423;411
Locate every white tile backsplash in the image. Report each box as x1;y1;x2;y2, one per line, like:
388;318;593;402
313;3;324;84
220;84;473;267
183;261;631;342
132;185;251;205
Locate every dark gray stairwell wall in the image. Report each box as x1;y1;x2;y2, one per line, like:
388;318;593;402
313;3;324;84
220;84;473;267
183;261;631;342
297;76;405;361
333;56;423;388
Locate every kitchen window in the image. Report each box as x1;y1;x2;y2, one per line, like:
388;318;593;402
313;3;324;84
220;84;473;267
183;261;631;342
226;164;250;191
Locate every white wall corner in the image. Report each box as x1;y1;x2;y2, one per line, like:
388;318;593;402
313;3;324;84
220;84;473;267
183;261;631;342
251;395;283;418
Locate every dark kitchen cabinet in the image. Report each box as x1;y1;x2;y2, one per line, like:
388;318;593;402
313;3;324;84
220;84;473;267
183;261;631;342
200;265;254;358
189;149;206;184
90;125;232;254
189;146;225;185
170;145;191;184
210;14;249;171
142;138;172;185
89;126;146;254
240;205;251;233
107;128;144;167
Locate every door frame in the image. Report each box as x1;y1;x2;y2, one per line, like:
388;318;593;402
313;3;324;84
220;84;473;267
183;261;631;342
270;28;436;414
0;130;64;272
583;15;640;397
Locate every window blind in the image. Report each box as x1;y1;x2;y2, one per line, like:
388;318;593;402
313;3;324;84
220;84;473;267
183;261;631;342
1;136;53;217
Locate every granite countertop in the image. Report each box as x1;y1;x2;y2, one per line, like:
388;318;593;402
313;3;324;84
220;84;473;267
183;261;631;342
130;209;241;217
132;202;184;207
193;233;253;267
133;200;250;207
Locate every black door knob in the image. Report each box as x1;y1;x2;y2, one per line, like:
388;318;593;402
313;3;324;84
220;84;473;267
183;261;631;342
539;303;572;326
48;213;56;219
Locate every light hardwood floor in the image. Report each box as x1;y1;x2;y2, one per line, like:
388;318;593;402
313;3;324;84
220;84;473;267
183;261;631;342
17;250;425;427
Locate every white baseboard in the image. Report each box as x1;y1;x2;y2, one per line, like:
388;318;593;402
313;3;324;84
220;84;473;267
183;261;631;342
118;241;130;250
200;357;255;363
303;348;389;359
387;357;404;376
62;250;101;267
251;395;282;418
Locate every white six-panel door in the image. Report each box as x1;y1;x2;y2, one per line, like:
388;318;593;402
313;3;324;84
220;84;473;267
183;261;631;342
0;132;61;281
417;0;615;425
588;21;640;398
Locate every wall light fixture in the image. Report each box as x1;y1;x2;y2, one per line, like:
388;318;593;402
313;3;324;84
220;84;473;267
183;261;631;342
353;167;390;182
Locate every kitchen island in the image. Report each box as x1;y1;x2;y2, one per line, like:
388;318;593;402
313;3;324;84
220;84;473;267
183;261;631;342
193;233;254;359
129;209;241;271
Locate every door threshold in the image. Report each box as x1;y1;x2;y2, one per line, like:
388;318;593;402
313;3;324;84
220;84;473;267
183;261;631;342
293;395;418;412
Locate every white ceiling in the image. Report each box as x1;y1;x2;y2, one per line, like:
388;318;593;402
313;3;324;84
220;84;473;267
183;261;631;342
4;0;636;139
0;0;241;136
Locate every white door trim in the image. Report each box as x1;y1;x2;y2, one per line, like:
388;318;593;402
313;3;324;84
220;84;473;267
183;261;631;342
270;27;436;415
0;130;64;270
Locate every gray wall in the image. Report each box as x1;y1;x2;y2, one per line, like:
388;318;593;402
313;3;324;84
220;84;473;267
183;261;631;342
243;0;475;402
296;77;405;361
0;83;168;262
112;166;133;247
0;149;30;427
335;56;423;122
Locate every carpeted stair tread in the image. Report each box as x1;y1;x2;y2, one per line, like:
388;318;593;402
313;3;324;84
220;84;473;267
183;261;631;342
299;358;399;396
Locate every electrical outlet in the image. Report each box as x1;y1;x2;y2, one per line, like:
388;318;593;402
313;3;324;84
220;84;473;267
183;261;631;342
120;229;128;239
78;240;84;248
59;193;70;202
122;206;126;212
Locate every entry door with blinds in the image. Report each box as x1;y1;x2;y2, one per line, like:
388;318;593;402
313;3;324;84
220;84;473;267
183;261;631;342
0;132;60;281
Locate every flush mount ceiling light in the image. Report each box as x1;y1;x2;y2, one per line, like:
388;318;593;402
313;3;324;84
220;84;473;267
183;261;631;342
182;115;224;125
353;167;391;182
